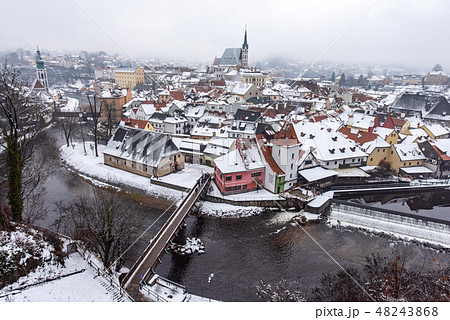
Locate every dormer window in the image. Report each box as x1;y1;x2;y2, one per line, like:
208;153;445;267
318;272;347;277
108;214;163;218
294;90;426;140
329;148;335;154
350;146;356;152
300;132;306;137
332;136;337;141
339;147;346;153
309;134;315;139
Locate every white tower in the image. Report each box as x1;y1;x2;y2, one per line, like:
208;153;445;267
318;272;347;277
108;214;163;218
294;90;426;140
35;47;49;90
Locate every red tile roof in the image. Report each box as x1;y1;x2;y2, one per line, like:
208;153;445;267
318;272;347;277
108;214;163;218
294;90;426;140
256;135;284;175
170;91;184;101
122;118;150;130
338;126;378;145
432;144;450;161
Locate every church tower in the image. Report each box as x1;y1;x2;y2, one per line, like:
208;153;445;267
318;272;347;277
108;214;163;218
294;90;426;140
35;47;49;90
241;26;249;69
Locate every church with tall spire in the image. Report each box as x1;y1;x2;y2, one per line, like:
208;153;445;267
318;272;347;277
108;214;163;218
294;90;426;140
241;26;249;69
214;27;249;71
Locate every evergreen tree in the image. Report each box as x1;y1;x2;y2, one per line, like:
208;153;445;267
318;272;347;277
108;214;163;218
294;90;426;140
0;62;43;221
358;74;365;86
330;71;336;82
339;73;346;86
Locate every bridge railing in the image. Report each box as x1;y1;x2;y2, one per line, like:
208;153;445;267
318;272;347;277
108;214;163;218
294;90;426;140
122;175;211;287
140;285;169;302
141;175;211;281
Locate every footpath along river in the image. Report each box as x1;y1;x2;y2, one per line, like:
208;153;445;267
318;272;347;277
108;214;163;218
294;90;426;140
38;127;450;301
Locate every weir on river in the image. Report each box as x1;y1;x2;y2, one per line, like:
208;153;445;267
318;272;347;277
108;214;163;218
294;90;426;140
329;199;450;248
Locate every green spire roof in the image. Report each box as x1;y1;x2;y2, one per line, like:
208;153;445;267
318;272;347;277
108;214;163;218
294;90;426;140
35;46;45;70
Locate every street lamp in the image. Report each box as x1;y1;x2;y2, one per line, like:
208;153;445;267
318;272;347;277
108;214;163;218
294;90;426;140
207;273;214;301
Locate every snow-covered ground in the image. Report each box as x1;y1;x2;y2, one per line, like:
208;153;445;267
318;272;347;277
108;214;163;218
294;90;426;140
0;226;129;302
199;201;265;218
142;274;218;302
156;163;213;189
0;252;124;302
60;97;80;112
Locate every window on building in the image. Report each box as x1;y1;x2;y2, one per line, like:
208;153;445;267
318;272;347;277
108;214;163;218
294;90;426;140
226;187;232;192
242;184;247;189
417;161;420;165
251;171;261;177
352;159;355;162
370;158;373;162
225;176;232;181
290;163;293;170
292;153;294;159
236;174;242;180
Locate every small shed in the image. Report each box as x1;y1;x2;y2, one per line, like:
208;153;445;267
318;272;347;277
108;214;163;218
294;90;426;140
399;166;433;179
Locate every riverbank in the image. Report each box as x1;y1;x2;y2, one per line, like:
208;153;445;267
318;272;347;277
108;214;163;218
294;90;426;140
59;142;268;218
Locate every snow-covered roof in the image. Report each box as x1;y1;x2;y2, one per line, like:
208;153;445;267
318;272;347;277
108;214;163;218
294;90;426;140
372;127;396;139
219;48;242;66
293;122;368;162
345;113;375;130
394;143;425;161
361;136;391;154
433;139;450;155
214;147;264;174
423;123;449;137
231;83;253;96
104;126;180;168
399;166;433;174
298;166;338;182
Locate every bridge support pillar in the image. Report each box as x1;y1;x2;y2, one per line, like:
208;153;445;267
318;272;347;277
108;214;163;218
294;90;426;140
173;224;187;245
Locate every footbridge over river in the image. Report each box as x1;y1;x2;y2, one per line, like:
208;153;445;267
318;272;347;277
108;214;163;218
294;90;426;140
121;174;211;301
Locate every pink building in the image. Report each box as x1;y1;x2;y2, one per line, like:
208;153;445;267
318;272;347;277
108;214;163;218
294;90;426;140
213;139;265;195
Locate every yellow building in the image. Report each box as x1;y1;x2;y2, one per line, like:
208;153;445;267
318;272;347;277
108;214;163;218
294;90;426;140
158;90;171;103
425;71;448;85
241;70;271;88
389;143;425;173
99;88;132;124
373;127;399;145
421;123;450;139
114;66;144;89
361;136;392;166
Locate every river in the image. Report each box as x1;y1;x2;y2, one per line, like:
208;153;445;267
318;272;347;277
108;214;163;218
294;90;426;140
37;126;450;302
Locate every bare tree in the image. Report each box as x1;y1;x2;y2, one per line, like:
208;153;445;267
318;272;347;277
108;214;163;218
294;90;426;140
59;116;78;148
59;186;140;269
86;93;102;157
0;61;45;221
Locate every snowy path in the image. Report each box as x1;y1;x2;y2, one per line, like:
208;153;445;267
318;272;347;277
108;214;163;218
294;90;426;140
0;253;127;302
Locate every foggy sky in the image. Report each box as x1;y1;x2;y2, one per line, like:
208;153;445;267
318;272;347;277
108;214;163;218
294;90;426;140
2;0;450;71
